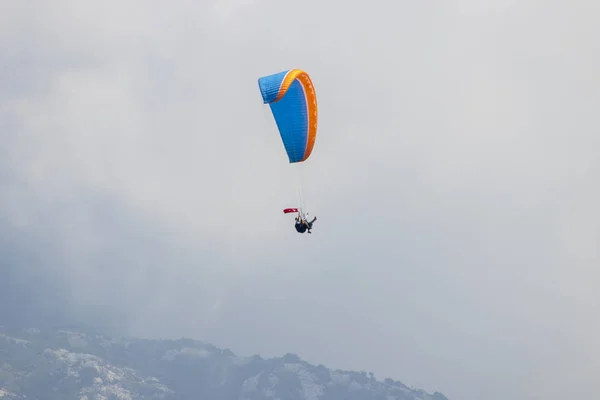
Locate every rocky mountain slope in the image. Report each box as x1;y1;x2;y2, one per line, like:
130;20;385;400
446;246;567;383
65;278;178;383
0;327;448;400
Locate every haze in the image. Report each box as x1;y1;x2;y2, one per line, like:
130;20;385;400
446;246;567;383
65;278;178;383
1;1;599;399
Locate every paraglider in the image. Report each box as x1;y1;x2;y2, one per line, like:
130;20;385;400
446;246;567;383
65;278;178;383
258;69;319;234
283;208;317;234
295;214;317;234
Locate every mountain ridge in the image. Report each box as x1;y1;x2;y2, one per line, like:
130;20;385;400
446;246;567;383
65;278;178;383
0;326;448;400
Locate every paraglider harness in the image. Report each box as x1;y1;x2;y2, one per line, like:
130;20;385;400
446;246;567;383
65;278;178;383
295;212;316;234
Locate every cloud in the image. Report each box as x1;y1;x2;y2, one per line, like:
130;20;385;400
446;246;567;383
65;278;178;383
1;1;599;399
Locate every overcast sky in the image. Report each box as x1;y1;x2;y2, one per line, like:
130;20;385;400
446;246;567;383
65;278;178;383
1;1;599;399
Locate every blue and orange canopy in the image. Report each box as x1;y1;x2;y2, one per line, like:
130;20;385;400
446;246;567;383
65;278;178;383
258;69;318;163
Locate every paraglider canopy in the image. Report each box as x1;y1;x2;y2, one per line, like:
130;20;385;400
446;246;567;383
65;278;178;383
257;69;318;164
283;208;299;214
